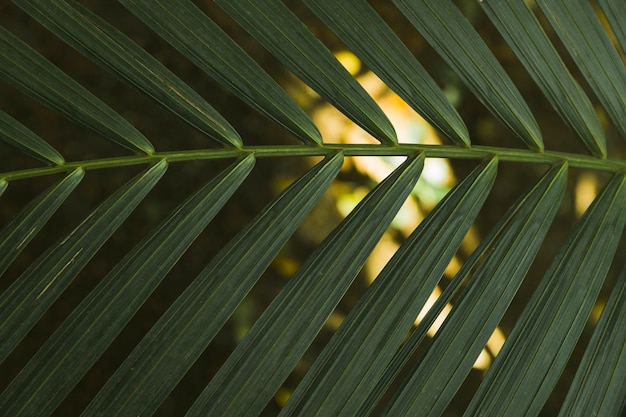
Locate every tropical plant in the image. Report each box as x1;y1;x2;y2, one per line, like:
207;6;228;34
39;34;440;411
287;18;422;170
1;0;625;416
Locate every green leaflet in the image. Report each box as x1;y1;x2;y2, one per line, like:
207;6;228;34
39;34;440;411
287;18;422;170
599;0;626;50
0;169;83;276
393;0;543;151
0;26;153;155
303;0;469;146
558;262;626;416
81;152;343;417
186;153;424;417
119;0;322;145
0;155;254;417
214;0;397;146
0;109;65;165
15;0;242;148
0;180;6;197
537;0;626;141
480;0;605;157
279;157;497;417
385;162;568;416
465;170;626;417
358;160;568;416
0;160;166;363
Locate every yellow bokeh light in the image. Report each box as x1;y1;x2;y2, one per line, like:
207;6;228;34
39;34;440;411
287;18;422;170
334;50;362;76
575;172;598;217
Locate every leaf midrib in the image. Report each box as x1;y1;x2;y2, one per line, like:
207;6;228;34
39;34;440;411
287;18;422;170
1;144;622;182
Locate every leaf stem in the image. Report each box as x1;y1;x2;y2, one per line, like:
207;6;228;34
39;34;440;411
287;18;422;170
1;144;623;181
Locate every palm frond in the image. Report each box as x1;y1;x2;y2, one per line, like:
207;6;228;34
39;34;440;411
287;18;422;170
465;169;626;416
558;263;626;416
536;0;626;140
0;168;82;275
0;109;65;164
16;0;242;147
83;152;343;416
1;1;625;416
385;161;569;417
280;156;498;417
187;153;423;417
303;0;469;146
0;155;253;415
0;161;166;363
0;24;154;154
393;0;543;150
119;0;323;145
480;0;605;156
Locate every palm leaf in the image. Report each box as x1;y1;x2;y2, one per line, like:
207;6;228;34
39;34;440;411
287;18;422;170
558;262;626;416
17;0;242;148
479;0;605;156
212;0;397;146
0;25;154;154
384;161;568;417
1;1;625;416
392;0;543;150
0;109;65;164
0;169;82;276
83;152;343;416
187;153;423;417
536;0;626;140
303;0;469;146
465;170;626;416
118;0;322;145
0;160;167;362
279;156;498;417
599;0;626;50
0;155;253;416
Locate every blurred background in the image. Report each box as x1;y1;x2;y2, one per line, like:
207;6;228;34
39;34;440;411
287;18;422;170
1;1;625;415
